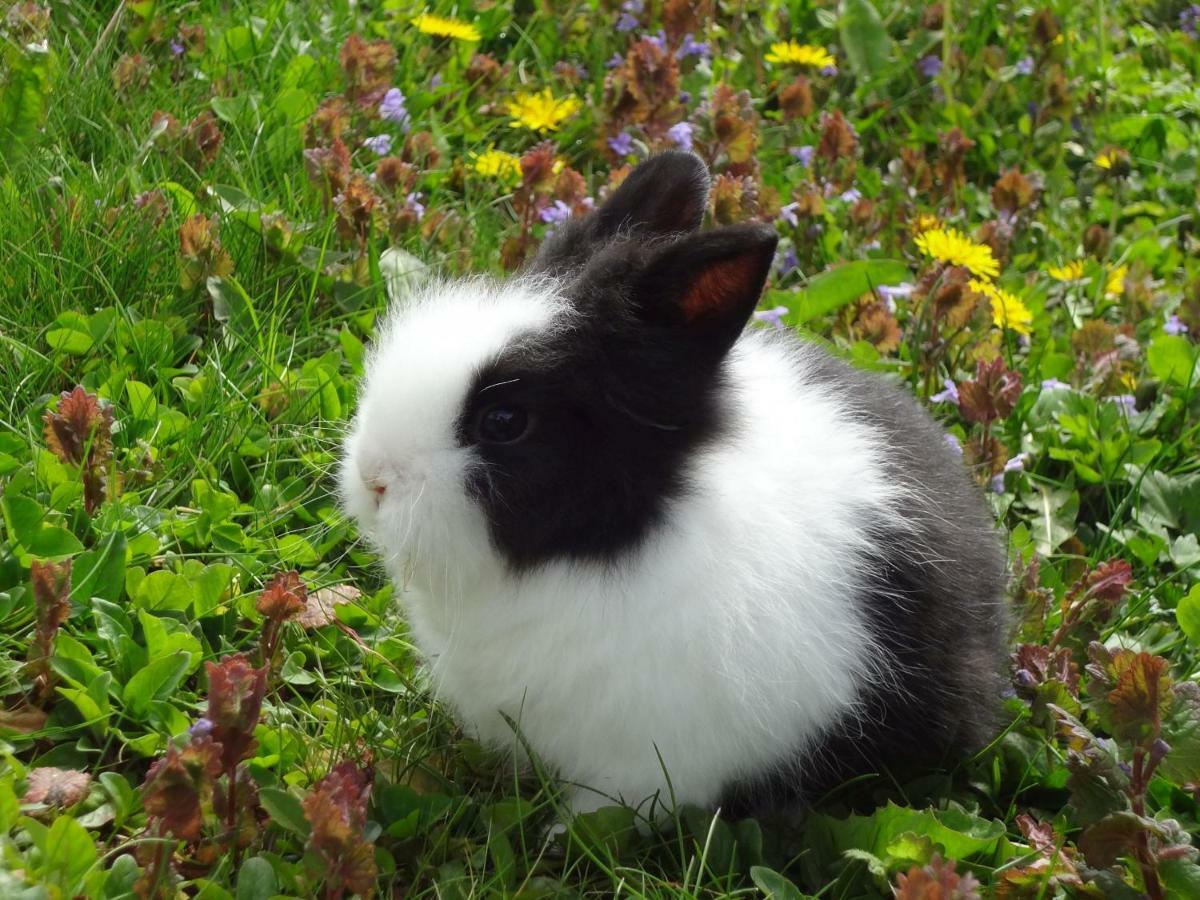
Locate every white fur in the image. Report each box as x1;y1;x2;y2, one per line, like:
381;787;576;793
341;278;907;817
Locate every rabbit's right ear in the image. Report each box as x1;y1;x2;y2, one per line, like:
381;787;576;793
593;151;710;238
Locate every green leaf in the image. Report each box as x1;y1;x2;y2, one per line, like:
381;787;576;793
750;865;806;900
235;856;278;900
838;0;893;83
124;380;157;420
71;532;127;603
1177;584;1200;645
207;276;260;335
36;814;98;894
561;805;638;860
771;259;910;325
258;786;312;837
123;652;192;719
133;570;194;612
1147;334;1199;388
26;526;84;558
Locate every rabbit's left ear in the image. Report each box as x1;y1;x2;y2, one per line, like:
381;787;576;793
633;223;778;355
594;150;711;237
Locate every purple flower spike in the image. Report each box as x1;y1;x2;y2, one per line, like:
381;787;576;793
677;34;712;60
917;54;942;78
931;379;959;404
379;88;410;130
1111;394;1138;416
405;192;425;220
790;145;815;167
608;131;635;156
616;12;638;31
363;134;393;155
666;121;694;150
753;305;790;330
540;200;572;225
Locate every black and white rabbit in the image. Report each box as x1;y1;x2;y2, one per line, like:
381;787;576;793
340;152;1009;817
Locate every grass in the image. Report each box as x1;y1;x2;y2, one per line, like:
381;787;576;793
2;0;1200;897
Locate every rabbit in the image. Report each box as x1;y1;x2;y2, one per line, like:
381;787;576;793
340;151;1010;819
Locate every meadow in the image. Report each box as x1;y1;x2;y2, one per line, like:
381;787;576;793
2;0;1200;896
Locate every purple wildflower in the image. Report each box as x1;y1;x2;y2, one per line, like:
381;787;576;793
643;30;666;50
666;121;694;150
379;88;410;130
1165;315;1189;335
677;34;712;60
839;187;862;204
678;90;692;104
608;131;635;156
877;283;914;313
776;246;800;276
990;474;1007;494
188;717;214;740
1041;378;1071;391
405;192;425;220
753;305;790;330
362;134;393;155
605;52;624;69
430;73;444;89
790;145;815;167
170;39;185;57
616;12;638;31
778;202;800;228
540;200;572;225
1111;394;1138;416
917;55;942;78
1004;452;1029;474
931;380;959;404
819;64;838;77
944;433;964;456
1182;5;1200;37
1015;56;1034;75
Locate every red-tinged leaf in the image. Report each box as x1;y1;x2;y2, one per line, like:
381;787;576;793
298;584;361;630
205;655;268;771
303;760;377;897
1108;652;1172;745
28;559;72;701
1078;811;1154;868
42;386;112;467
1013;643;1079;696
256;570;307;621
141;736;222;842
23;767;92;807
892;854;982;899
1075;559;1134;605
957;357;1022;425
0;705;48;734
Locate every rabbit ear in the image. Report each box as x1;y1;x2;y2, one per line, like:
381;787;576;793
594;150;710;238
634;223;778;355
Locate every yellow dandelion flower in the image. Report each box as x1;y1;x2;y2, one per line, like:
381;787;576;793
472;148;522;182
1105;264;1128;297
764;42;836;69
969;279;1033;335
1047;260;1085;281
1095;148;1121;170
914;227;1001;280
412;12;481;42
505;89;582;133
912;213;940;234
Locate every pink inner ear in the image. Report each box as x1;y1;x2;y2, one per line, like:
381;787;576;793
680;256;751;322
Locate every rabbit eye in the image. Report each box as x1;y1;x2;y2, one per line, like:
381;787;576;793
475;404;530;444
